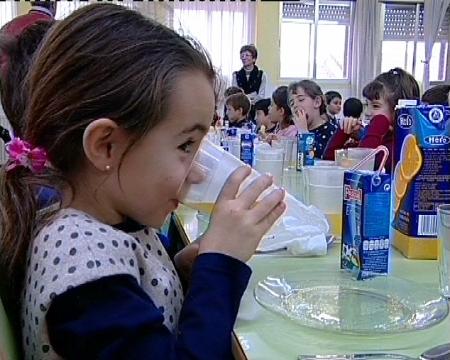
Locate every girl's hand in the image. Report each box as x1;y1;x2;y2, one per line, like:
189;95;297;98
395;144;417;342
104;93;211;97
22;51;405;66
198;166;286;262
292;108;308;133
174;242;199;284
265;133;279;144
341;116;362;136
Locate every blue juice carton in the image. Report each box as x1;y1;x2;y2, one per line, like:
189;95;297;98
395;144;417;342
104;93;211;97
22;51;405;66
240;133;254;166
296;133;315;171
391;105;450;259
340;170;391;279
226;128;237;137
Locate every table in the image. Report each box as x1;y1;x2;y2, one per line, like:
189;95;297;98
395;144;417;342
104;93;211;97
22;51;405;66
173;206;450;360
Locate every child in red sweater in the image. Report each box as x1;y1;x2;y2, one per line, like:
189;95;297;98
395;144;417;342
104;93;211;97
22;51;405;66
323;68;420;172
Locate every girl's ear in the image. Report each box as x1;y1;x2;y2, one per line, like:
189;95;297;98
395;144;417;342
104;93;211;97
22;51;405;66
313;96;322;110
82;118;130;173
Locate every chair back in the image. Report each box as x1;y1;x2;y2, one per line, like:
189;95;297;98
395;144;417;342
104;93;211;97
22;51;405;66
0;295;20;360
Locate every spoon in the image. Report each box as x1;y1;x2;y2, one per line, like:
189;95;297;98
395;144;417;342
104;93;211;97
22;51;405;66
297;343;450;360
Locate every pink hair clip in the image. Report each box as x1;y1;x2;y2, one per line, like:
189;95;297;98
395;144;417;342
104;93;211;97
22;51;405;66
5;137;49;174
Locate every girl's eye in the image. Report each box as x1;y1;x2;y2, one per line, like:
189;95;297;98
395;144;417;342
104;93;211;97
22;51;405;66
179;140;195;154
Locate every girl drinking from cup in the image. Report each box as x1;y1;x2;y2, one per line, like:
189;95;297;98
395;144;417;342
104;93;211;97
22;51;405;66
0;4;285;359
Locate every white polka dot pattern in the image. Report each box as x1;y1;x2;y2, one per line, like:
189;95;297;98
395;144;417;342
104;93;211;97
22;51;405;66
22;208;183;359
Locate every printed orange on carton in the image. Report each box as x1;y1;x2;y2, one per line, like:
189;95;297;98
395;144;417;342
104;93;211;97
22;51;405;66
391;105;450;259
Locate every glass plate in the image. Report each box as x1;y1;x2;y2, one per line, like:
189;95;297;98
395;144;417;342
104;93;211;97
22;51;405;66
254;270;449;335
298;355;414;360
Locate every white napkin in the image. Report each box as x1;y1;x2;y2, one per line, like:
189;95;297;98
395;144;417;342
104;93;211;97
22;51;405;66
256;194;330;256
257;219;328;256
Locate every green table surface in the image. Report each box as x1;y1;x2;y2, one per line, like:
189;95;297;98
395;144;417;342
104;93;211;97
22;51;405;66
174;206;450;360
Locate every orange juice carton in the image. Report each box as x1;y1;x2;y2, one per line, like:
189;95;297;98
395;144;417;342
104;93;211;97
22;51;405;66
391;105;450;259
340;170;391;279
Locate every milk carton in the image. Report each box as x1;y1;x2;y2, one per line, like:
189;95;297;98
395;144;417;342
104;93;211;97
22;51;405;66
240;133;254;166
296;133;315;171
341;170;391;279
391;105;450;259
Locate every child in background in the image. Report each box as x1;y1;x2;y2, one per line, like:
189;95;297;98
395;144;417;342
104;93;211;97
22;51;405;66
325;90;342;125
323;68;420;172
222;86;243;123
421;84;450;105
224;86;244;97
0;21;56;210
322;97;364;158
0;4;285;359
288;80;338;158
225;92;253;130
254;98;275;136
0;1;56;78
267;86;297;140
0;21;54;138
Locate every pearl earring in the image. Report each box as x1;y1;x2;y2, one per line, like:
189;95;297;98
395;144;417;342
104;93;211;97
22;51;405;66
105;165;111;171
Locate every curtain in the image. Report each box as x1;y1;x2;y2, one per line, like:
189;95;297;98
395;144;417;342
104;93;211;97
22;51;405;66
423;0;450;90
447;27;450;82
0;0;16;27
172;1;256;86
56;1;173;25
55;1;91;20
349;0;382;98
122;1;174;27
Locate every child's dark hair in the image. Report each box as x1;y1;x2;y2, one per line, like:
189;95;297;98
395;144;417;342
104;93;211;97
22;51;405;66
225;93;250;116
288;79;326;115
272;86;292;123
224;86;243;98
0;21;54;137
0;4;217;304
422;84;450;105
254;98;271;116
240;44;257;59
362;68;420;110
343;97;363;118
325;90;342;104
31;1;57;13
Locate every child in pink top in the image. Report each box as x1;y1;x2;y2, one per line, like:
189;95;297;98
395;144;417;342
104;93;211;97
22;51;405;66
267;86;297;141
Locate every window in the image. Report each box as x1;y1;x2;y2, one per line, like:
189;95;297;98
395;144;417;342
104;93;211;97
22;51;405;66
55;0;91;20
280;0;353;80
0;0;16;27
382;2;449;82
173;2;255;85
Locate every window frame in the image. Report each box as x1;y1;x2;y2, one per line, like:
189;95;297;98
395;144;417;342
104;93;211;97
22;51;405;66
279;0;354;83
381;1;449;83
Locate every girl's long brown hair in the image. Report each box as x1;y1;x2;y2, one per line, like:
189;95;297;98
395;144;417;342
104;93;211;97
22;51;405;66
0;3;216;312
288;79;327;115
272;85;293;125
362;67;420;110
